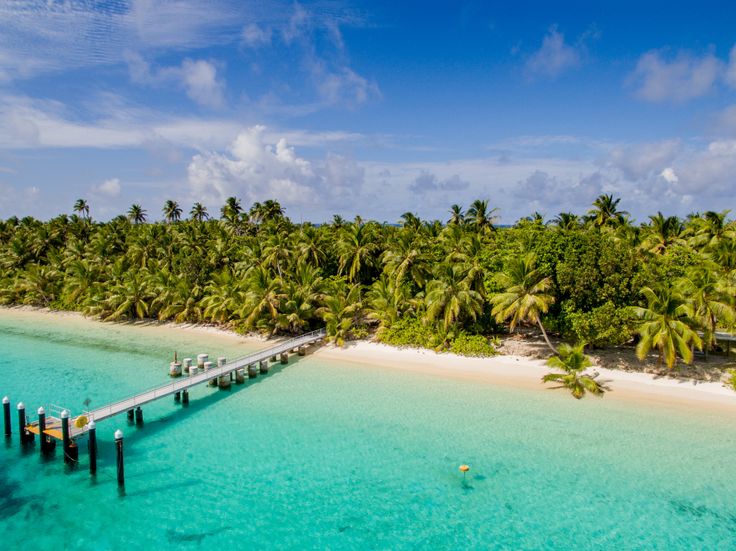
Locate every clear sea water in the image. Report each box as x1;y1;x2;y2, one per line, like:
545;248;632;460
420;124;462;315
1;310;735;550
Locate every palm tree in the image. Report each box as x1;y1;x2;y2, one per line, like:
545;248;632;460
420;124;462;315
553;212;579;230
189;202;210;222
490;253;557;353
587;194;628;228
641;212;684;254
447;204;464;225
465;199;498;232
629;285;702;368
542;343;608;399
424;264;483;333
336;223;379;283
220;196;242;224
162;200;182;223
127;204;147;224
319;282;362;346
381;232;430;292
677;263;735;355
73;199;90;220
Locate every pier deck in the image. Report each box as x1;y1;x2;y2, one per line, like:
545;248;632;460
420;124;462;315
26;328;326;439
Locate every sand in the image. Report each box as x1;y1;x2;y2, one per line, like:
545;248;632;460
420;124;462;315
3;306;736;415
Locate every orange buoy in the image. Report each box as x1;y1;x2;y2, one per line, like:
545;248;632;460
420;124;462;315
459;465;470;473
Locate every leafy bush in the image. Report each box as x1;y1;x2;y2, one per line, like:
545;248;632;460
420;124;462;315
378;316;434;348
726;369;736;392
566;301;633;347
449;333;498;357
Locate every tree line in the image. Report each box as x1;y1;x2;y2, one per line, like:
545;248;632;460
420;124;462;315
1;195;734;370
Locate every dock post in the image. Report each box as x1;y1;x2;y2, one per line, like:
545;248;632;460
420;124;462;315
270;355;277;362
174;391;181;403
259;360;269;374
182;358;192;375
38;407;47;455
88;421;97;475
134;407;143;426
248;364;258;379
280;352;288;364
17;402;28;445
3;396;10;438
182;389;189;405
115;429;125;488
197;354;208;370
61;410;71;463
235;369;245;384
298;346;306;356
127;409;134;422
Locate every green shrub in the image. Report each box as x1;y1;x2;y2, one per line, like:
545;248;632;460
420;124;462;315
449;333;498;357
378;317;434;348
566;301;633;347
726;369;736;392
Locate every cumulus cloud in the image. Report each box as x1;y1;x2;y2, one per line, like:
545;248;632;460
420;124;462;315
607;140;681;180
630;49;722;102
92;178;122;197
525;27;581;79
187;125;365;212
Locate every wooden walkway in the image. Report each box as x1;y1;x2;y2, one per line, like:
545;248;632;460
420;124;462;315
29;329;326;439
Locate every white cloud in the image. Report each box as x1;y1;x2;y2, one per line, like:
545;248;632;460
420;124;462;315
630;49;722;102
180;59;225;108
726;45;736;88
410;172;470;194
93;178;122;197
660;167;678;184
607;140;681;180
525;27;581;79
125;53;225;108
242;23;272;47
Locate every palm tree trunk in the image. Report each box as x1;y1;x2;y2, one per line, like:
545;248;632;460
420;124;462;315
537;318;557;354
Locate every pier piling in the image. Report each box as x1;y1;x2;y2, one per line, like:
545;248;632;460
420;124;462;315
174;391;181;403
88;421;97;475
61;410;71;463
134;407;143;426
127;409;134;422
280;352;288;364
182;389;189;405
17;402;28;445
259;360;269;374
248;364;258;378
183;358;192;375
38;407;48;455
115;429;125;488
3;396;10;438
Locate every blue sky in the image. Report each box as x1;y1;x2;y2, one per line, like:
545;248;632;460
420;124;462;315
1;0;736;223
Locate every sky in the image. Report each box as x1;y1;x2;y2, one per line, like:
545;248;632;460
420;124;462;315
1;0;736;224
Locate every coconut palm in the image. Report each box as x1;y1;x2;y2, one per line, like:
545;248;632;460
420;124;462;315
189;202;210;222
542;343;608;399
465;199;498;232
677;263;736;354
424;264;483;333
629;285;702;368
319;282;362;346
336;222;379;283
162;200;182;223
220;196;242;224
73;199;90;220
587;194;628;228
490;253;557;353
127;204;147;224
553;212;579;230
641;212;684;254
447;204;465;225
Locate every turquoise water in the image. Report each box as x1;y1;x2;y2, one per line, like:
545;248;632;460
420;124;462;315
1;312;735;549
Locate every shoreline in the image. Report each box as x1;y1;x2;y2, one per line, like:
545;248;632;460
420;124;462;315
3;305;736;414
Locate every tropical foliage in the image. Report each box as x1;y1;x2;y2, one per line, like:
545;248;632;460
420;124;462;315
0;197;733;368
542;343;608;399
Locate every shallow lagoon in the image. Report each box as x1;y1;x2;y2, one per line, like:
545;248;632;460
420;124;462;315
1;311;735;549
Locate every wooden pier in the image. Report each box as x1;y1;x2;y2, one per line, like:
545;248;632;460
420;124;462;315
24;328;326;440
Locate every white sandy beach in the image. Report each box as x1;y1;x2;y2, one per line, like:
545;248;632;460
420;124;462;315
3;306;736;414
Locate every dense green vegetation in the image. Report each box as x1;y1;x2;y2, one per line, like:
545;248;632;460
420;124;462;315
0;195;734;367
